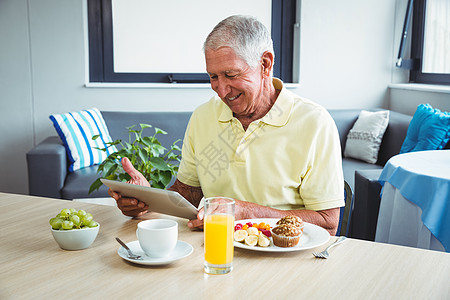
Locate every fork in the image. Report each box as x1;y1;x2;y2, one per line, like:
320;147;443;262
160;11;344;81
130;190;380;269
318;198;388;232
313;236;347;259
116;237;143;260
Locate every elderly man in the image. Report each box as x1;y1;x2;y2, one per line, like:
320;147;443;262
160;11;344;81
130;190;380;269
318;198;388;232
109;15;344;235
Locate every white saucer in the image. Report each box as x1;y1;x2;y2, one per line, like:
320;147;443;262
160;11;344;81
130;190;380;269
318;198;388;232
118;240;193;265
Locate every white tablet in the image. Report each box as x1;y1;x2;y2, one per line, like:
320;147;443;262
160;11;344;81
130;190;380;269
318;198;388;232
100;179;199;220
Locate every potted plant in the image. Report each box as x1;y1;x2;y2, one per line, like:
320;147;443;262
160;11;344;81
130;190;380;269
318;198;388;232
89;123;182;194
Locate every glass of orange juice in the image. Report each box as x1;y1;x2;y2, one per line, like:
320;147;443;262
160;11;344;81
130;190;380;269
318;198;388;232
204;197;235;274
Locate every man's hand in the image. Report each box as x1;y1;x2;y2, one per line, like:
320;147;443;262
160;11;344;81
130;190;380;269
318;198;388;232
108;157;149;217
187;208;204;230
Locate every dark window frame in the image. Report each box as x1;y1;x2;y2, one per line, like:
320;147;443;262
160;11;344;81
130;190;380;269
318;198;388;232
410;0;450;85
88;0;297;84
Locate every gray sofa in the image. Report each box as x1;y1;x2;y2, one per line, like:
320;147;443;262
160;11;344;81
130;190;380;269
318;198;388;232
27;109;414;238
27;112;192;200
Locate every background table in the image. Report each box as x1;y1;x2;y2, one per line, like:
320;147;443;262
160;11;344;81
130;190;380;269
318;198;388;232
376;150;450;252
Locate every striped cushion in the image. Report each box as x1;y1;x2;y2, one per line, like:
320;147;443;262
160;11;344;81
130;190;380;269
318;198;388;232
50;108;117;172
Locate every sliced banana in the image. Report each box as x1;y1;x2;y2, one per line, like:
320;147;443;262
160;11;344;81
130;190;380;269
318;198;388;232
244;234;258;246
234;229;248;242
246;227;259;236
258;232;270;247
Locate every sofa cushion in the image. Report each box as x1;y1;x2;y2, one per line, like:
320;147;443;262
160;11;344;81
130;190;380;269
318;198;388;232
342;158;383;191
344;110;389;164
400;104;450;154
50;108;117;172
62;166;109;199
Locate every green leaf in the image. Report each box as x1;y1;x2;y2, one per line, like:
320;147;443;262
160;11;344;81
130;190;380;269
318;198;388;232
104;163;118;178
106;173;118;180
138;148;149;164
106;140;121;146
167;152;179;160
159;170;172;187
92;134;100;140
93;147;107;152
141;137;152;147
118;173;131;182
171;144;182;152
89;178;103;194
154;127;167;135
123;142;132;150
150;157;171;171
151;144;166;156
140;123;152;129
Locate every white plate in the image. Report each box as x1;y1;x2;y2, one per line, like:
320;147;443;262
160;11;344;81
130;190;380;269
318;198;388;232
118;240;193;265
234;218;330;252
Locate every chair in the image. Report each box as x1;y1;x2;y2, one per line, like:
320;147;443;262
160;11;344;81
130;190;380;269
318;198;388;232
337;181;353;236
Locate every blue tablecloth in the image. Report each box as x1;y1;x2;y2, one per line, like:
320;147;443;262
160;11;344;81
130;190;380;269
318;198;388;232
378;150;450;252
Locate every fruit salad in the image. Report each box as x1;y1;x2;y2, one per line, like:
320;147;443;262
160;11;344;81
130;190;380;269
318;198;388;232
234;221;271;247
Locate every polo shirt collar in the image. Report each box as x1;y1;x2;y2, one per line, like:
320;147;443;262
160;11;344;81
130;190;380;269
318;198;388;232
218;78;293;126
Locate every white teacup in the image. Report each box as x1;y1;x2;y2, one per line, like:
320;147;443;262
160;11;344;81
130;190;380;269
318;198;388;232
136;219;178;258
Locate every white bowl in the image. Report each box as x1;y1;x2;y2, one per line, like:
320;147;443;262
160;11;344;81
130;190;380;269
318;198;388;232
51;225;100;250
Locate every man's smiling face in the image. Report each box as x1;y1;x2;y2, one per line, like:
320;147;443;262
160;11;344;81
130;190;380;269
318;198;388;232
205;47;265;118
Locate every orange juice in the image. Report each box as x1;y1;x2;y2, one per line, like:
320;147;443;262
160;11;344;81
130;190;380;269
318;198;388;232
204;214;234;265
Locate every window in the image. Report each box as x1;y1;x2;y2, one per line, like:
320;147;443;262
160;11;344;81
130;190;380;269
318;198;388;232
88;0;297;84
410;0;450;84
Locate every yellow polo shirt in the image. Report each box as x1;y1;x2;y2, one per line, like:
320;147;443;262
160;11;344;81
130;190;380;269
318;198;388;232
177;78;344;211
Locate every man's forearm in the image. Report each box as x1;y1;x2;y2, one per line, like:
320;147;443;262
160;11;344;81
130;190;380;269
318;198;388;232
235;199;340;236
168;179;204;208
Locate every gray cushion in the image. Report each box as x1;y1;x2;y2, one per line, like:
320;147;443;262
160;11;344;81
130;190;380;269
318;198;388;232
349;169;383;241
342;158;382;191
62;166;109;199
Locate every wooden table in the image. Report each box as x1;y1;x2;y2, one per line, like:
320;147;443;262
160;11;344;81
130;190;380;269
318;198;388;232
1;193;449;299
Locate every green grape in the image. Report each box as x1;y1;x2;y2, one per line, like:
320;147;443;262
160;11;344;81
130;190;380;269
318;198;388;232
49;218;62;230
77;210;87;218
50;208;98;230
60;208;71;218
61;220;74;230
82;214;93;224
86;220;99;228
48;218;56;229
69;214;81;228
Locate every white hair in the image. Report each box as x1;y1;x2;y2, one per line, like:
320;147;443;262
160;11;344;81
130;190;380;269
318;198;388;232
203;15;274;69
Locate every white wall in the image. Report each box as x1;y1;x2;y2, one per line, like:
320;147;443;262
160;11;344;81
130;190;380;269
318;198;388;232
0;0;439;195
293;0;395;109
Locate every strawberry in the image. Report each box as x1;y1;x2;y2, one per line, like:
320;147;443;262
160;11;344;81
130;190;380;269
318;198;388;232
261;229;271;237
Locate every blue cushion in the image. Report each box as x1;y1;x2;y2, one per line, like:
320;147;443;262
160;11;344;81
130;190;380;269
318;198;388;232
50;108;117;172
400;104;450;154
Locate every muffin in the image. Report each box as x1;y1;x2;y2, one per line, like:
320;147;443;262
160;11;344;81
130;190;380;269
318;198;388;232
271;224;302;247
276;215;304;233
